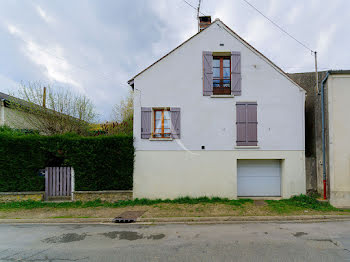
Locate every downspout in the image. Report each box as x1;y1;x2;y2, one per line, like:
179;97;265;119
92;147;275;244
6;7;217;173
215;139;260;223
321;71;330;200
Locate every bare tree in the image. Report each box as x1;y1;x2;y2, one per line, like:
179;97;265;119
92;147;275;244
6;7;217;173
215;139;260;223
111;90;133;123
8;81;97;135
92;90;133;136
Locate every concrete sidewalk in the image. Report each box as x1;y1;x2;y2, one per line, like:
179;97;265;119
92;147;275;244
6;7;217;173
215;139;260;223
1;215;350;224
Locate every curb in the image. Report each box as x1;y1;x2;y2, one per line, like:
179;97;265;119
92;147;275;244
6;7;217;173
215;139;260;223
137;215;350;224
1;215;350;224
0;218;113;224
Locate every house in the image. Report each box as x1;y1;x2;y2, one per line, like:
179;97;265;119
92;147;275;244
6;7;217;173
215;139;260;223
290;71;350;208
128;17;306;199
0;92;37;130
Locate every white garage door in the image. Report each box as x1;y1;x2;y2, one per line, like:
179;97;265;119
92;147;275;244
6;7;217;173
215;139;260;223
237;160;281;197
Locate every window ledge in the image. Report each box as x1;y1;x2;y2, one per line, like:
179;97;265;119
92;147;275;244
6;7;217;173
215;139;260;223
149;137;173;141
210;95;234;98
235;146;260;149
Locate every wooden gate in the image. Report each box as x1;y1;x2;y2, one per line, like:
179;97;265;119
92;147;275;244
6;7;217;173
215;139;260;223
45;167;73;200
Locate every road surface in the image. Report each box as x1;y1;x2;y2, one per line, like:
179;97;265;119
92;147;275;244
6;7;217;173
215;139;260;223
0;221;349;261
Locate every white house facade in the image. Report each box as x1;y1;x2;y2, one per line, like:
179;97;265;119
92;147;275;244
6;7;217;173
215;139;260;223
129;18;306;199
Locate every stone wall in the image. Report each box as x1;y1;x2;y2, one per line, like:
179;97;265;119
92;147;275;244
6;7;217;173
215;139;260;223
73;191;133;202
0;192;44;202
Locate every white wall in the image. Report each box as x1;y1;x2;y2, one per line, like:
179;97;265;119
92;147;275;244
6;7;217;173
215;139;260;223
328;74;350;207
134;150;305;199
133;20;305;151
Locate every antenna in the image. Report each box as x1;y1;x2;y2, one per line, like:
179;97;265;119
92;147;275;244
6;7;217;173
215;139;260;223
197;0;202;31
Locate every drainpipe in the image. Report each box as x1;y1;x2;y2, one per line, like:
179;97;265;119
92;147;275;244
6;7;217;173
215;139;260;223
321;71;330;200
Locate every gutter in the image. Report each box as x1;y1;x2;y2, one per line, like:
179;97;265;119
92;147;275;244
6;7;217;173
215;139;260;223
321;71;330;200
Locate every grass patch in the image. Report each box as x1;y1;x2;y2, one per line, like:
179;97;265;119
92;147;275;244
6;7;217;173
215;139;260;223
0;197;253;210
266;195;342;214
1;195;347;218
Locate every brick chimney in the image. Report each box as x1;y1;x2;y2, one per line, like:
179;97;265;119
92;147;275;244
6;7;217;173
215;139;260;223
198;16;211;31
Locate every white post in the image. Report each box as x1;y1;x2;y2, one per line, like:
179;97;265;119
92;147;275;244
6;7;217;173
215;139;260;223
71;167;75;201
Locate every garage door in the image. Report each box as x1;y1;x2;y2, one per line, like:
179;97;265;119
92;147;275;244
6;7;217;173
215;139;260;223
237;160;281;197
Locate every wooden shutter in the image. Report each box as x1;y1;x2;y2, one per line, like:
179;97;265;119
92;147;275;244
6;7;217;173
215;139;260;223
141;107;152;139
170;107;181;139
203;51;213;96
231;52;241;96
236;102;257;146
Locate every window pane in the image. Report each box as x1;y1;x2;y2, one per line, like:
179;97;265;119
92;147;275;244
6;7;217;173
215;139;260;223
213;79;220;87
155;119;162;129
164;133;171;138
213;59;220;67
154;134;162;138
155;128;162;134
223;59;230;67
164;110;170;119
223;67;230;78
213;67;220;78
164;120;170;128
223;79;231;87
155;111;162;119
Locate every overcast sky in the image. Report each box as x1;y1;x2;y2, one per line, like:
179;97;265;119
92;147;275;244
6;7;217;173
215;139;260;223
0;0;349;121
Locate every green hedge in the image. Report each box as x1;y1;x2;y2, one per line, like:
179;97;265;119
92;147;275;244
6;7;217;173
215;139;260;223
0;131;134;192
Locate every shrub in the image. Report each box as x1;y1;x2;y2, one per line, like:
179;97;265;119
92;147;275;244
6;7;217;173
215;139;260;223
0;131;134;192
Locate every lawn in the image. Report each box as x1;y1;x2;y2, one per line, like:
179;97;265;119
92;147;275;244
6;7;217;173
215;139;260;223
0;195;349;219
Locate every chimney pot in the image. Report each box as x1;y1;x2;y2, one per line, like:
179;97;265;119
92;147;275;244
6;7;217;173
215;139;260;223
198;16;211;31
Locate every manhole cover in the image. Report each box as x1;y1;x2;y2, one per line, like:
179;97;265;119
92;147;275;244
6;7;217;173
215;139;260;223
112;211;145;223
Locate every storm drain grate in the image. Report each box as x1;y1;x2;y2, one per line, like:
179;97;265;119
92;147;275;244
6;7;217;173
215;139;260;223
112;211;145;223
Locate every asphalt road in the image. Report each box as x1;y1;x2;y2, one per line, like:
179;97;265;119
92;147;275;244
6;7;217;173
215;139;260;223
0;221;350;262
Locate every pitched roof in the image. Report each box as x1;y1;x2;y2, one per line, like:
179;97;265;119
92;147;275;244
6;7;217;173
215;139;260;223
128;18;305;92
0;92;31;108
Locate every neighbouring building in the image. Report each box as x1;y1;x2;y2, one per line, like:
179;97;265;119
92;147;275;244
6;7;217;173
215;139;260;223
128;17;306;199
290;71;350;208
0;92;37;130
288;71;327;194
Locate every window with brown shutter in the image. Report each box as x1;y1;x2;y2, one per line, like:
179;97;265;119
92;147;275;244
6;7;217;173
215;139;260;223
143;107;181;140
236;102;258;146
203;51;241;96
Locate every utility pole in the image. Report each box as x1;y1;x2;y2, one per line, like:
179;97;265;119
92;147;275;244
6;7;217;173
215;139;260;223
43;86;47;108
314;51;319;94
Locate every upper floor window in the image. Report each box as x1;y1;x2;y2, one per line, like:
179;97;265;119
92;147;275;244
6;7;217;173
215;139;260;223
154;109;171;138
213;56;231;95
203;51;241;96
236;102;258;146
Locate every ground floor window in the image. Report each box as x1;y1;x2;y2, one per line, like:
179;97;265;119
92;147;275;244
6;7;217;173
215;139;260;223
154;109;171;138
